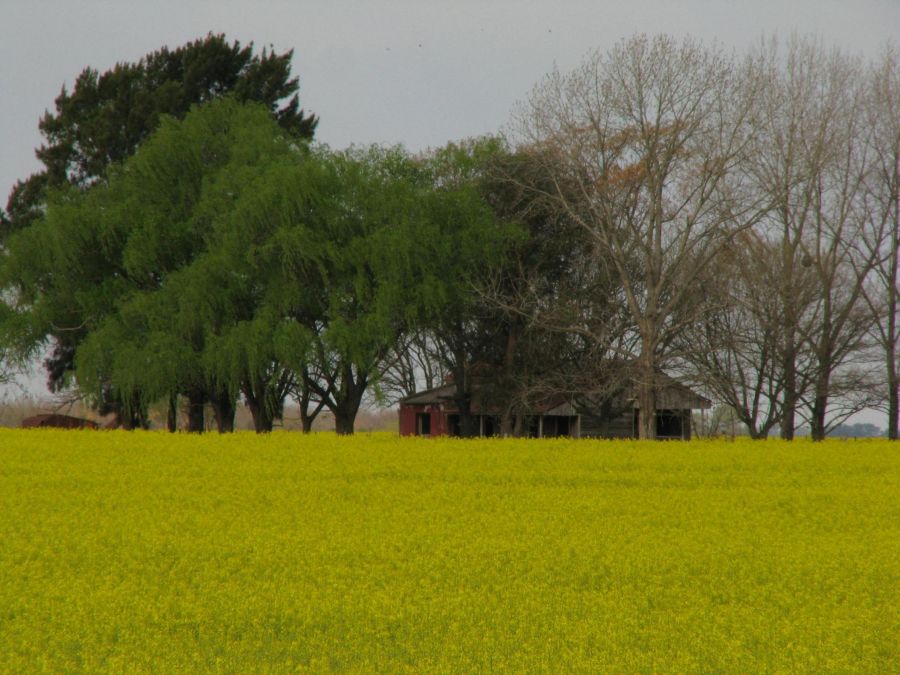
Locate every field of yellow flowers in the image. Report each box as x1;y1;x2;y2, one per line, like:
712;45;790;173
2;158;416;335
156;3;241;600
0;430;897;672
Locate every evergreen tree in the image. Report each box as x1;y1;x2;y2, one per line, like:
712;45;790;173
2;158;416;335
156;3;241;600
3;32;316;236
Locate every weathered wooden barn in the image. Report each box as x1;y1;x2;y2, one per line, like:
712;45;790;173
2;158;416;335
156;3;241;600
398;372;711;440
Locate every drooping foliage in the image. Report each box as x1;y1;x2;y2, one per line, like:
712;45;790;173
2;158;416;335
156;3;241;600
1;34;317;405
2;100;306;426
1;98;513;432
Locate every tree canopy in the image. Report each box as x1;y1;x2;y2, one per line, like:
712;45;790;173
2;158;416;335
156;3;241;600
0;97;515;433
0;34;317;411
2;33;316;236
2;32;895;439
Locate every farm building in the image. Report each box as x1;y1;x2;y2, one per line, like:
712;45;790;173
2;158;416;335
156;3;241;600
398;372;711;440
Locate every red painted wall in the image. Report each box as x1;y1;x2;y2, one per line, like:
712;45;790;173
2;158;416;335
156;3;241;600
399;404;417;436
430;406;447;436
398;404;447;437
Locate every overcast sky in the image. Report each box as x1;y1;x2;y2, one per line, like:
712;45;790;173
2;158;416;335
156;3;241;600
2;0;898;201
1;0;897;415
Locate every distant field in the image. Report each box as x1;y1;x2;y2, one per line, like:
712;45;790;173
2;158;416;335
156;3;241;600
1;431;897;672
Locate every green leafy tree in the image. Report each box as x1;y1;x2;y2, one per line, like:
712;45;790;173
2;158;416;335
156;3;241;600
197;157;328;433
404;138;607;437
3;100;515;435
4;33;315;235
297;146;453;434
290;143;515;434
1;34;316;400
2;99;311;429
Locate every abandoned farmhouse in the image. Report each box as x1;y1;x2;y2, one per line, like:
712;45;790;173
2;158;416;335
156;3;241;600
399;372;711;440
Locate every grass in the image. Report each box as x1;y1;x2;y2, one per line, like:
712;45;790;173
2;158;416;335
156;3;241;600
0;430;897;672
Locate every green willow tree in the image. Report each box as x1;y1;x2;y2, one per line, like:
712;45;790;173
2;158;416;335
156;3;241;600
1;33;316;403
298;145;511;434
2;100;310;428
379;139;523;437
75;99;322;431
4;97;510;433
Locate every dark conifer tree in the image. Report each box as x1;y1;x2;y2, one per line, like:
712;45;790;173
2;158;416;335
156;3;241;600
3;33;316;236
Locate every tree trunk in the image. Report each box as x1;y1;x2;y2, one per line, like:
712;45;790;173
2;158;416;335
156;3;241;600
810;395;828;441
888;354;898;440
298;380;326;434
330;365;367;435
637;353;656;440
888;229;898;439
166;394;177;433
637;390;656;440
512;413;524;438
246;397;274;433
331;393;364;435
210;390;236;433
241;378;275;433
808;354;832;441
499;323;520;438
299;396;311;433
809;382;830;442
334;410;355;435
254;412;274;433
450;356;477;437
457;398;478;437
747;429;764;440
885;139;898;440
779;214;798;442
500;409;514;437
111;393;147;431
780;344;797;441
117;413;133;431
186;390;205;433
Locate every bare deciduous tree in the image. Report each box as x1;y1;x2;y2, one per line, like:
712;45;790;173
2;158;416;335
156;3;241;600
861;45;900;440
514;34;764;438
679;231;817;438
747;36;880;441
371;330;446;405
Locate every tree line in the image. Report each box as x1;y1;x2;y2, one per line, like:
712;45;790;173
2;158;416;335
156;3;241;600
1;33;897;440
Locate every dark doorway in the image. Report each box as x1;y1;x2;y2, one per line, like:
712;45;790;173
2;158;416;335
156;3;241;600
416;413;431;436
542;416;572;437
656;410;684;439
447;414;460;437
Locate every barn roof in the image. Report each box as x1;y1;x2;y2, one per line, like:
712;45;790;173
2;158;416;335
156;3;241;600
400;384;456;406
399;369;711;411
633;371;712;410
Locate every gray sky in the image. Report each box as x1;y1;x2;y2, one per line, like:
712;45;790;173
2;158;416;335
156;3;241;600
1;0;897;421
2;0;898;199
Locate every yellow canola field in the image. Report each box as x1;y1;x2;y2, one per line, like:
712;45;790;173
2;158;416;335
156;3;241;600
0;430;897;672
